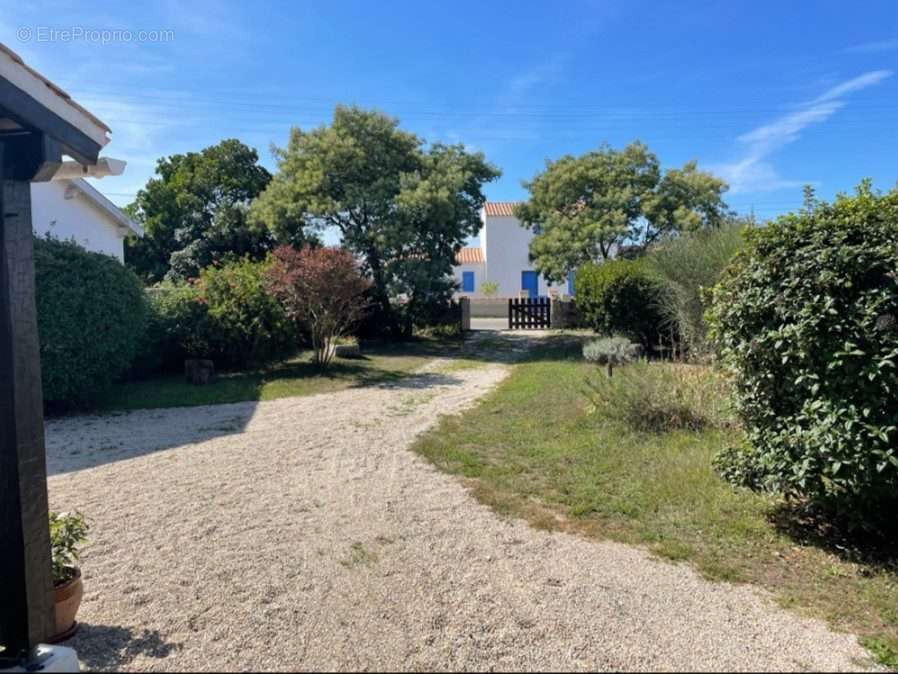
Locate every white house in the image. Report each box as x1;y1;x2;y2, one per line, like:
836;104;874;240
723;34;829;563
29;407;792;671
453;201;573;299
30;178;142;261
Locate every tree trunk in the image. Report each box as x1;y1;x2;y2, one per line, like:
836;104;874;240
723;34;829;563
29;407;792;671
366;251;401;338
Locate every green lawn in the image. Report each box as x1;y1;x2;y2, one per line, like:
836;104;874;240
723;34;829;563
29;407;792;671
93;340;450;412
412;336;898;668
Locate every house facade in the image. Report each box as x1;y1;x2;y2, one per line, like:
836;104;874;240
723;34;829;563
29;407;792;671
30;178;142;261
453;201;572;299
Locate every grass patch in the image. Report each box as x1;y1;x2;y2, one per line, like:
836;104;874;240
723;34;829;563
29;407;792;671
340;542;379;569
412;336;898;665
93;339;451;413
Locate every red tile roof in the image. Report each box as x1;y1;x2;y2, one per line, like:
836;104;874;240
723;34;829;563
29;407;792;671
483;202;521;217
455;247;484;264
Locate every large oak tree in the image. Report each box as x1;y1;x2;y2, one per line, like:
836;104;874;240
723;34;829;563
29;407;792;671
251;106;500;336
515;141;729;282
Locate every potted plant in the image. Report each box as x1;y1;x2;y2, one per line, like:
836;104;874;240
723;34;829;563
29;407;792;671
49;511;89;642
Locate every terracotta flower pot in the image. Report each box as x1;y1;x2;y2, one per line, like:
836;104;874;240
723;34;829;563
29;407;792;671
50;568;83;643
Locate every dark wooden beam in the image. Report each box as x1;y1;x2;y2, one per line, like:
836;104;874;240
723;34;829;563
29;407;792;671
0;78;101;167
0;147;55;660
0;131;62;182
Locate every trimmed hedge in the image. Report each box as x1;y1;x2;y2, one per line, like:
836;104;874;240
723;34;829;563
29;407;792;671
34;236;148;406
708;184;898;523
575;259;664;348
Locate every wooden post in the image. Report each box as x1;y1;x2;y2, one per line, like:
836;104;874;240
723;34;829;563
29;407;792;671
0;161;55;660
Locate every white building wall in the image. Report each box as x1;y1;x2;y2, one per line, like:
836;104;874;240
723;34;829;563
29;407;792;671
30;181;128;261
453;262;486;295
482;214;567;298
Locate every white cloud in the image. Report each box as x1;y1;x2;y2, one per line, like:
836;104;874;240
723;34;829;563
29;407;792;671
842;39;898;54
713;69;892;194
810;69;892;103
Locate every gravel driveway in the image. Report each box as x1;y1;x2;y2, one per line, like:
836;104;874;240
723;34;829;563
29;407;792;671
46;334;878;672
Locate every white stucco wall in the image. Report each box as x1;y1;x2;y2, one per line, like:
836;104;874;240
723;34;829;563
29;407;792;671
482;214;567;298
453;262;486;295
30;181;128;261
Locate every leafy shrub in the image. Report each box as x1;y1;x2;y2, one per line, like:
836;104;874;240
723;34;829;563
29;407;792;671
129;284;213;376
480;280;500;297
414;300;463;339
582;337;643;365
575;259;664;348
49;511;88;586
136;259;297;372
708;183;898;522
199;258;297;368
267;246;369;367
34;237;148;406
643;223;745;358
585;361;733;433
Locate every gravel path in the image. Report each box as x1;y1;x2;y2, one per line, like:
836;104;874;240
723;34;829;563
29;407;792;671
47;334;878;672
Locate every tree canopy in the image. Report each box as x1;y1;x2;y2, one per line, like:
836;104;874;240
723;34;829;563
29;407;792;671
251;105;500;336
125;139;308;283
515;141;729;282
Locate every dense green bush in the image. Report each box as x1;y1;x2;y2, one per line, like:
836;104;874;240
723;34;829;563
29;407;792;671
643;223;745;358
128;284;211;376
34;237;148;405
584;361;732;433
140;259;298;371
708;184;898;522
199;258;297;368
575;259;664;348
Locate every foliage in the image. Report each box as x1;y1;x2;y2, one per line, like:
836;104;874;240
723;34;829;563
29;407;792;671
582;337;643;365
49;511;89;586
267;246;370;367
515;141;729;282
125;139;303;282
412;337;898;660
199;258;298;368
250;106;500;337
585;361;733;433
413;301;463;339
140;259;297;371
643;222;746;358
34;236;149;406
575;259;664;348
708;183;898;523
480;280;500;297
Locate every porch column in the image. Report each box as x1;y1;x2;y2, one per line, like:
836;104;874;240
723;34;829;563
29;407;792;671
0;162;55;659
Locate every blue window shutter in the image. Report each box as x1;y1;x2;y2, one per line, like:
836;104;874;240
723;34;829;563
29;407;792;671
521;271;538;298
568;270;575;295
462;271;475;293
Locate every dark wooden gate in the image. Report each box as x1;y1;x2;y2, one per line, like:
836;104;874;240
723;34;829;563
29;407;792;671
508;297;550;329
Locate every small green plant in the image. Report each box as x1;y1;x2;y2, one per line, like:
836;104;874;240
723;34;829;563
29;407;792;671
584;361;732;433
49;511;89;586
340;542;378;568
480;280;500;297
859;637;898;669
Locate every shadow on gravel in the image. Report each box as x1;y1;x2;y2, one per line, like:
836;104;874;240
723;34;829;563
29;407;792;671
69;624;181;671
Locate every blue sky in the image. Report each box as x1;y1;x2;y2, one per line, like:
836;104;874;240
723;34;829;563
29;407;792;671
3;0;897;231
